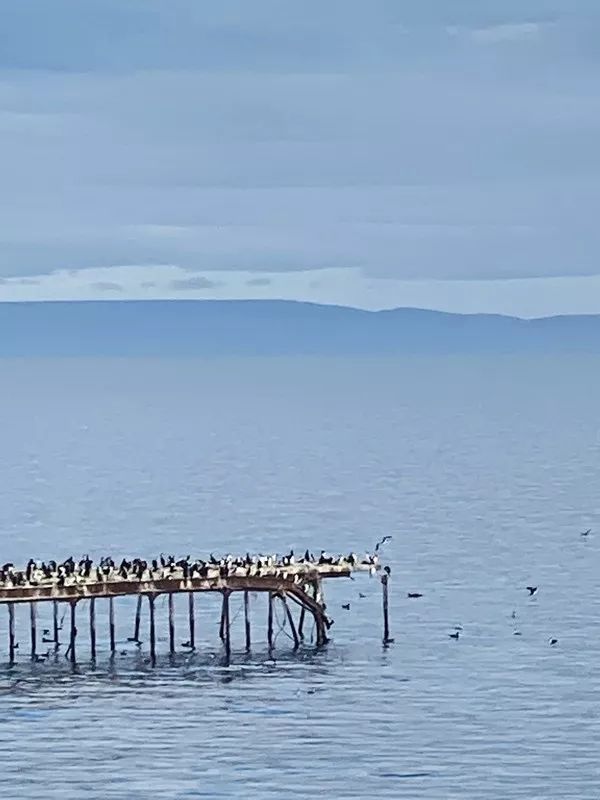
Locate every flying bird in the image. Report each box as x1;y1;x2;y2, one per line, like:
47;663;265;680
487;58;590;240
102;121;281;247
374;535;392;553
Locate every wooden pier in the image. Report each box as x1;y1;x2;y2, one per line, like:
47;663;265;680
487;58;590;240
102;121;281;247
0;555;390;664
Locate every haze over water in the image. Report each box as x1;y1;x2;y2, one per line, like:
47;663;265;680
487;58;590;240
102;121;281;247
0;356;599;799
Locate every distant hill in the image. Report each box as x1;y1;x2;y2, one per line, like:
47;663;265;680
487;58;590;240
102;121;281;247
1;300;599;355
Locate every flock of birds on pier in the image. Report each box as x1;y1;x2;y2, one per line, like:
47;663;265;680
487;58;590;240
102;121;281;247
0;550;379;590
0;528;593;663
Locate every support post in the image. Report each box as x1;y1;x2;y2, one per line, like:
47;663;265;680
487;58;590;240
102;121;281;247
69;601;77;663
223;589;231;660
381;572;391;644
30;602;37;658
133;595;142;642
109;596;116;654
168;593;175;655
149;594;156;663
53;600;60;649
267;591;274;650
280;594;300;649
8;603;15;664
188;592;195;650
244;590;251;651
89;598;96;659
219;593;226;641
298;605;306;640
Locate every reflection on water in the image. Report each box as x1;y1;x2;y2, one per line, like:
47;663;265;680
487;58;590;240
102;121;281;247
0;357;599;799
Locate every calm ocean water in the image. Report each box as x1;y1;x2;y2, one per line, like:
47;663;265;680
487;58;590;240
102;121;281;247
0;356;599;799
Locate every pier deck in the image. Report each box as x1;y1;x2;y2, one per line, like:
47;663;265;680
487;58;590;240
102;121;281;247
0;557;389;663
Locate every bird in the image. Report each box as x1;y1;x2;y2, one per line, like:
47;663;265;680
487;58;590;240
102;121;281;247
341;603;351;610
407;592;423;599
511;611;517;620
526;586;538;596
581;529;591;537
181;640;194;649
449;631;460;640
549;638;558;646
358;592;367;598
513;631;522;636
374;535;392;553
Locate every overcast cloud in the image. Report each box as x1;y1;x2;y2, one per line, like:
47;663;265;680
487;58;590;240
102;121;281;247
1;1;599;311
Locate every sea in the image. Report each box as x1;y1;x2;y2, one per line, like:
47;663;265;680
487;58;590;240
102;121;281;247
0;356;599;799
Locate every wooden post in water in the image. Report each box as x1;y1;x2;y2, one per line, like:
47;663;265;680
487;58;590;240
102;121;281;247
267;591;274;651
188;592;195;650
89;598;96;659
133;595;142;642
280;594;300;650
222;589;231;660
298;604;306;640
244;590;251;651
69;601;77;663
8;603;15;663
109;597;116;654
149;594;156;663
168;593;175;655
30;602;37;658
53;600;60;649
219;592;226;642
381;570;391;645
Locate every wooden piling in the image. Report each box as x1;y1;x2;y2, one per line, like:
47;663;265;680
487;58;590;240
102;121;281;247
223;589;231;659
133;595;142;642
69;601;77;663
8;603;15;663
188;592;195;650
244;590;251;651
267;591;274;650
381;572;391;644
53;600;59;648
149;594;156;662
298;604;306;640
280;594;300;649
219;592;226;642
30;602;37;657
89;598;96;659
109;596;116;653
168;593;175;655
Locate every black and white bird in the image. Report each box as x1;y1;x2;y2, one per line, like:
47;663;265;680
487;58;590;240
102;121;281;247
374;535;392;553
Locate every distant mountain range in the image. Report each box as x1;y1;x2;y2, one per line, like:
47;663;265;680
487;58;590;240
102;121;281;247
1;300;599;355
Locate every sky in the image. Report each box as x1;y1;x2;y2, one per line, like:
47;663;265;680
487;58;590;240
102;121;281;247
1;1;599;316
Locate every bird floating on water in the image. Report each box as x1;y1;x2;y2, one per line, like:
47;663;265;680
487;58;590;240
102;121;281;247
526;586;538;596
449;631;460;640
581;529;591;537
407;592;423;599
549;638;558;646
